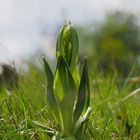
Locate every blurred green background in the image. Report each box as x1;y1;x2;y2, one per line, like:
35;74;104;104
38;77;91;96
77;11;140;77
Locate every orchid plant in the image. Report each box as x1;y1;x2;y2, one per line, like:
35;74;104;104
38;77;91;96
43;21;92;139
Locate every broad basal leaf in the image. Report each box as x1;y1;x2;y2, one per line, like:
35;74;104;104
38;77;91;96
43;57;61;124
54;55;77;134
73;57;90;125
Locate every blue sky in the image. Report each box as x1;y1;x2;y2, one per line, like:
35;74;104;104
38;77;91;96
0;0;140;64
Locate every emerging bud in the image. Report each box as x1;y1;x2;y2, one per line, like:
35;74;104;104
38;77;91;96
56;21;79;71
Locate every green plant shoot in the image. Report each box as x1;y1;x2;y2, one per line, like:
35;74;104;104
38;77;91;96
43;21;91;139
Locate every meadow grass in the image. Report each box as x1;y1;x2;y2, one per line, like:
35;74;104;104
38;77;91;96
0;22;140;140
0;64;140;140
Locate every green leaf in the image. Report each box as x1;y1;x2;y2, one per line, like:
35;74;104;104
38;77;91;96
54;55;77;101
73;57;90;125
43;57;55;106
69;25;79;70
43;57;61;124
54;55;77;134
56;23;67;60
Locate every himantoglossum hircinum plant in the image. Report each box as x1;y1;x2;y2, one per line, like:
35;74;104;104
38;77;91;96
43;21;92;139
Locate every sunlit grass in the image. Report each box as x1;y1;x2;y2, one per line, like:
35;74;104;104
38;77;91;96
0;66;140;139
0;20;140;139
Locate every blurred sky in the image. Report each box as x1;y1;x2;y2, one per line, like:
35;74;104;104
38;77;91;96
0;0;140;64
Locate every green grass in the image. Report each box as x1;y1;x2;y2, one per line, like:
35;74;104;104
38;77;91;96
0;65;140;140
0;21;140;139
